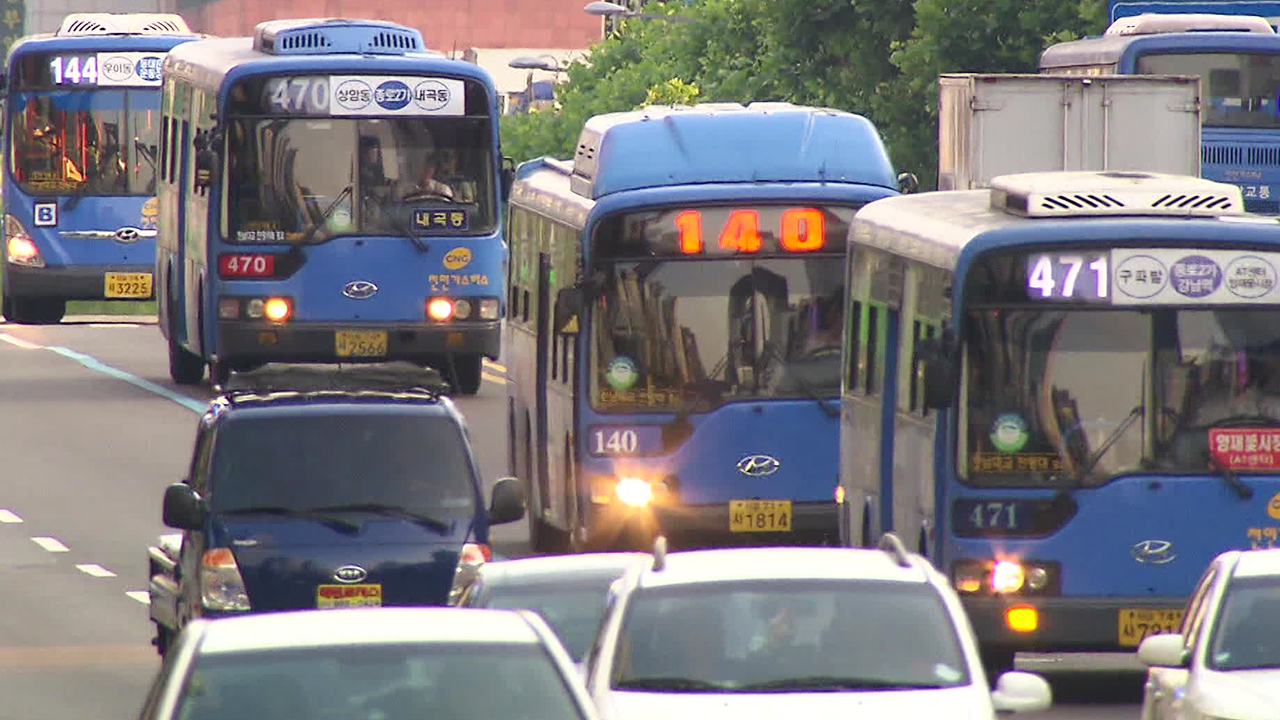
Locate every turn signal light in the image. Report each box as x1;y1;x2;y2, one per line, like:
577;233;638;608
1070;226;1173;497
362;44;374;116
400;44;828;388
263;297;291;322
1006;605;1038;633
427;297;454;321
5;215;42;267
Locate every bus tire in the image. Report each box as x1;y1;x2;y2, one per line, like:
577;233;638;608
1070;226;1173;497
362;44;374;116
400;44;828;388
169;338;205;385
4;296;65;325
209;360;230;387
446;354;483;395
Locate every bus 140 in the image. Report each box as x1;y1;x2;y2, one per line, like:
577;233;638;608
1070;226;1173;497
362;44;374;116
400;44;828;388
844;170;1280;676
2;13;199;324
157;18;510;391
507;102;915;553
1040;12;1280;213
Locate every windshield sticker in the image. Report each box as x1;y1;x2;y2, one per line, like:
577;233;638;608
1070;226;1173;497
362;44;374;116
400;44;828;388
1112;249;1280;305
428;273;489;293
1270;491;1280;520
971;452;1063;473
414;209;469;232
442;247;472;270
1209;428;1280;470
329;75;465;116
34;202;57;227
990;413;1029;453
96;52;164;87
606;356;639;391
141;197;159;229
235;229;287;243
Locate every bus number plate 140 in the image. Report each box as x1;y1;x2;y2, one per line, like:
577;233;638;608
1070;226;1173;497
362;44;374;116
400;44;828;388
334;330;388;357
729;500;792;532
1118;608;1184;647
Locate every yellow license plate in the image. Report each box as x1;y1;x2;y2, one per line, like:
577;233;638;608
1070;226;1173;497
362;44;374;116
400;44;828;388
729;500;793;532
104;272;152;299
335;330;388;357
1118;608;1183;647
317;583;382;609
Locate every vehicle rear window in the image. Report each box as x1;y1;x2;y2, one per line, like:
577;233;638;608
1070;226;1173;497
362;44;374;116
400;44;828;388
481;580;620;661
209;413;478;517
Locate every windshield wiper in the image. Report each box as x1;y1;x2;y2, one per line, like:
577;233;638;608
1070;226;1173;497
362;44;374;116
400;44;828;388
1210;459;1254;500
758;343;839;419
740;675;944;692
62;178;94;212
309;503;453;533
613;676;723;691
297;184;353;245
220;505;362;534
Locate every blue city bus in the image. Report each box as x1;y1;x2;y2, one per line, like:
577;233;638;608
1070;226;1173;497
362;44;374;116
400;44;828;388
157;18;510;390
843;169;1280;676
1039;14;1280;213
506;102;914;553
1;13;199;324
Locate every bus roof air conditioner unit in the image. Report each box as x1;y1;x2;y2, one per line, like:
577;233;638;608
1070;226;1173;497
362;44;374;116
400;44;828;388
253;18;425;56
57;13;193;36
990;171;1246;218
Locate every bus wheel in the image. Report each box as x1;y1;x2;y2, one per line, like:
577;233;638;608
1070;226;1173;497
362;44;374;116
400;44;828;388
445;354;483;395
208;360;230;387
4;296;65;324
168;337;205;385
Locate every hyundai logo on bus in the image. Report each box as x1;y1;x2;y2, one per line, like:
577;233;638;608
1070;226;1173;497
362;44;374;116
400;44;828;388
342;281;378;299
737;454;781;477
333;565;368;583
1131;540;1177;565
115;227;143;243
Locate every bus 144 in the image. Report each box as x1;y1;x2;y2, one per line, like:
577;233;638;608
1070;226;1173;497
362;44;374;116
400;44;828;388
507;102;916;553
843;169;1280;676
2;13;199;324
157;18;510;391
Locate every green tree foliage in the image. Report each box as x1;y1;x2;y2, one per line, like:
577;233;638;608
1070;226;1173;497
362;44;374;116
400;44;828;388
500;0;1110;187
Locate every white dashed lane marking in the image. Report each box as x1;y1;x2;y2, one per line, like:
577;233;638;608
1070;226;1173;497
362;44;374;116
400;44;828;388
0;510;23;523
0;333;41;350
76;564;117;578
30;537;69;553
126;591;150;605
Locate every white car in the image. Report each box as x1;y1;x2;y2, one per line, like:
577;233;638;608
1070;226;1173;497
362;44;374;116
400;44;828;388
136;607;601;720
581;535;1052;720
1138;547;1280;720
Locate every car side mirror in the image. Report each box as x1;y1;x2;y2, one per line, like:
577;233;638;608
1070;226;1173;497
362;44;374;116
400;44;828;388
501;156;516;200
919;328;958;410
162;482;206;530
488;476;526;525
554;286;583;335
898;172;920;194
1137;633;1189;668
989;670;1052;713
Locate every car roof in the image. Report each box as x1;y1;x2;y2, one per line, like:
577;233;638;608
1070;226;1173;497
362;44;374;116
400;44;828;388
194;607;541;654
477;552;649;585
1230;548;1280;578
212;362;451;411
634;546;932;589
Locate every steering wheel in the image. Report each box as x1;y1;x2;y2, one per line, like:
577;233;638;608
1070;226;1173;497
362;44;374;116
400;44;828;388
402;190;455;203
1201;414;1280;429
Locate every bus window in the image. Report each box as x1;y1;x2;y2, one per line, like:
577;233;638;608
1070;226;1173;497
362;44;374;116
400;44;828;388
1137;52;1280;128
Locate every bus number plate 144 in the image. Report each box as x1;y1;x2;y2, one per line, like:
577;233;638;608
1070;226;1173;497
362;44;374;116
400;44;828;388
729;500;792;532
1118;608;1184;647
335;330;388;357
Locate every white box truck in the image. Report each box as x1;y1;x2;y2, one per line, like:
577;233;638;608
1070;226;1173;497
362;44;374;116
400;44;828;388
938;73;1202;190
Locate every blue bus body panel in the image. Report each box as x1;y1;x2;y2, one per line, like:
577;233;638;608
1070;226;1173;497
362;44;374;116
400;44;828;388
1109;0;1280;25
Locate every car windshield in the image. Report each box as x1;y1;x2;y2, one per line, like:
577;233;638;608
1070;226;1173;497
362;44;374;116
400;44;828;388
1137;52;1280;129
481;579;621;661
209;414;477;518
589;258;845;413
1208;576;1280;670
224;116;496;243
961;307;1280;487
8;90;160;196
174;643;586;720
610;580;969;692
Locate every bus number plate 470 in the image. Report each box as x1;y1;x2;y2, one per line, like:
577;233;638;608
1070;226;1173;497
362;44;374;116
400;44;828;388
729;500;792;532
1118;608;1183;647
104;272;152;299
335;330;388;357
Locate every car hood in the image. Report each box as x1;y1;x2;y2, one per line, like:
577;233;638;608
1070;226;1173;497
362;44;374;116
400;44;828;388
1191;667;1280;720
598;685;992;720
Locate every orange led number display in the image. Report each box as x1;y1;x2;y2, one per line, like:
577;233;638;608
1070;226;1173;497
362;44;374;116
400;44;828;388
673;208;825;254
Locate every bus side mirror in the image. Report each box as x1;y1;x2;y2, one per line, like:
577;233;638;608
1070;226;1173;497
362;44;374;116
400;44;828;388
554;286;582;335
920;328;958;410
501;156;516;200
898;172;920;194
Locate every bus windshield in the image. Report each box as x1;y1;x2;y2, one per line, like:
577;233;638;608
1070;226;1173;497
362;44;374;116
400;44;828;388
1137;52;1280;128
589;258;845;412
8;91;160;196
961;307;1280;487
224;116;496;243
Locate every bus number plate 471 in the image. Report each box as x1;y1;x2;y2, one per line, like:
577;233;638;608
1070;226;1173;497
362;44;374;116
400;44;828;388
335;330;388;357
1118;608;1183;647
729;500;792;532
104;272;152;299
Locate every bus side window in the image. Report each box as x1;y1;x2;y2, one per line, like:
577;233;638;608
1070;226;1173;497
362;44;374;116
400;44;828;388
845;300;862;393
864;304;881;396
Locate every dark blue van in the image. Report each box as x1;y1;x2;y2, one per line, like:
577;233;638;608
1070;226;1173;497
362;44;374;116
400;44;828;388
146;363;524;654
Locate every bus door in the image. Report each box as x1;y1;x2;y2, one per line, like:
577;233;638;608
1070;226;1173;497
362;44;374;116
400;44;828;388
534;251;553;517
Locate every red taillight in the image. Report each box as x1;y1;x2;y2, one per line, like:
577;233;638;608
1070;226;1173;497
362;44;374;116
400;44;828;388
218;253;277;278
460;542;492;564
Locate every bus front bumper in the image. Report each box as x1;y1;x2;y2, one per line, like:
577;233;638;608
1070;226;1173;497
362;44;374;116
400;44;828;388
4;263;155;301
216;320;501;362
589;501;840;550
962;595;1186;653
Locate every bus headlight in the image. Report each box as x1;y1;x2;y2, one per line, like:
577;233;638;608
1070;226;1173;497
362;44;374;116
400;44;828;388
5;215;43;268
615;477;653;507
219;296;293;322
452;299;473;319
263;297;291;322
427;297;454;321
952;559;1059;596
479;298;500;320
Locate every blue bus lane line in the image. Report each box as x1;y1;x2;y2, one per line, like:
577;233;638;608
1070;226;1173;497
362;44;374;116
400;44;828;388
0;332;205;414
